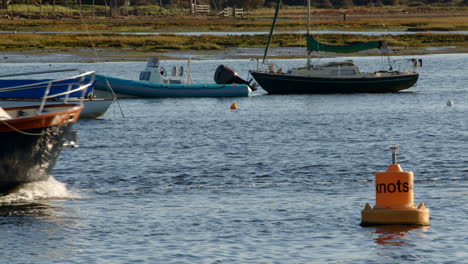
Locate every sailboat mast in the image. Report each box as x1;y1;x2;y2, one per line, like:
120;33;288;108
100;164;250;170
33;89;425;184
262;0;281;63
307;0;310;36
307;0;311;67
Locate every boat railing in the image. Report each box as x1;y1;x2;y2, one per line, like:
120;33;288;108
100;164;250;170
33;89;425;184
0;71;96;114
0;68;81;79
391;58;422;72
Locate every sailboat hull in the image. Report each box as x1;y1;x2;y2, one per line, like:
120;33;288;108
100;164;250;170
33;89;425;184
250;71;419;94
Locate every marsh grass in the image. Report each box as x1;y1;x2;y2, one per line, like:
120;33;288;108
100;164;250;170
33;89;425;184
5;16;467;32
1;7;467;33
0;6;466;53
0;32;466;52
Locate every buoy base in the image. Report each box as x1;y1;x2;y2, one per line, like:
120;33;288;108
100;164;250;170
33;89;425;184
360;203;430;226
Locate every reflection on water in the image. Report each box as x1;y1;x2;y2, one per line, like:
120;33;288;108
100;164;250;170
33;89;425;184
366;225;432;262
0;203;55;218
0;200;83;264
0;177;75;225
370;225;430;247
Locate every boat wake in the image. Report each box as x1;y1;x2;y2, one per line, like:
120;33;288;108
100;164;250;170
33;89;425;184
0;177;82;204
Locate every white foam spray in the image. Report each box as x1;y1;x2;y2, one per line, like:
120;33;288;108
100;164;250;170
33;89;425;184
0;176;82;205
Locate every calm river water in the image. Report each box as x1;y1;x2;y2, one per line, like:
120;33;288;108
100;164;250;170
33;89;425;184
0;53;466;263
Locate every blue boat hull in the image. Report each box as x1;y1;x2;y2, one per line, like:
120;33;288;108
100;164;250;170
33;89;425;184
0;78;94;98
94;74;251;98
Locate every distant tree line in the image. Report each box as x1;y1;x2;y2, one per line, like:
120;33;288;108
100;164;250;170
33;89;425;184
1;0;466;11
215;0;466;9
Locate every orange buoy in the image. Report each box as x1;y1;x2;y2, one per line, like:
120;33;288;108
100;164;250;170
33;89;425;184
230;103;238;110
361;145;430;226
374;163;414;209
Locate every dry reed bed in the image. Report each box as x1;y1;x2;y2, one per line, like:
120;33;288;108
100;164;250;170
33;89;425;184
0;11;467;32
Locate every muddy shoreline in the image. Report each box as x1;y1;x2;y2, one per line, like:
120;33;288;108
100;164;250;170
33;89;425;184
1;45;467;63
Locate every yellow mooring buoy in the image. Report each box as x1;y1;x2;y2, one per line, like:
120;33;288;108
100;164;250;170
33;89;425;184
230;103;238;110
360;145;430;226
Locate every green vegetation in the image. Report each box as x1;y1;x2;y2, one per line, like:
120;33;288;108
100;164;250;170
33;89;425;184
0;4;466;55
1;10;468;33
0;32;466;52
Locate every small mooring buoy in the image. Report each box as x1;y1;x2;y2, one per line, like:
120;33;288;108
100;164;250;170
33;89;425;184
230;103;238;110
360;145;430;226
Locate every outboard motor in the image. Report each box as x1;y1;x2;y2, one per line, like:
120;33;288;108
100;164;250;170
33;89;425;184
214;65;256;91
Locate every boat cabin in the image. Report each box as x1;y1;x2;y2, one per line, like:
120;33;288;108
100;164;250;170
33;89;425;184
139;58;185;84
287;60;362;77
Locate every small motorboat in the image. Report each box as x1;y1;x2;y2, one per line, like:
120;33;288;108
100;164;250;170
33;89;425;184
0;71;94;193
94;58;253;98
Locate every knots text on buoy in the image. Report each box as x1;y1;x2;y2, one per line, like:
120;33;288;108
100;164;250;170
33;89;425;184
231;103;238;110
360;145;430;226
